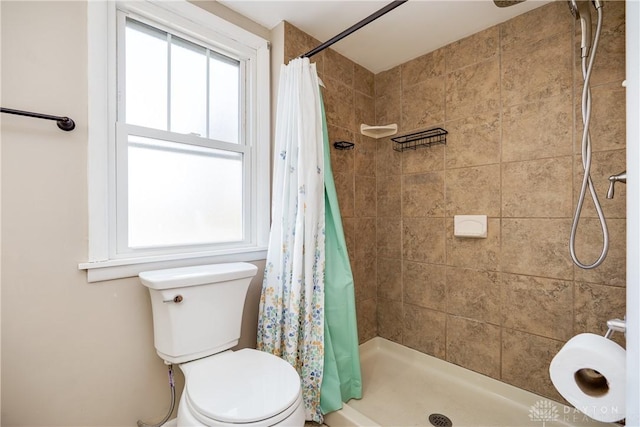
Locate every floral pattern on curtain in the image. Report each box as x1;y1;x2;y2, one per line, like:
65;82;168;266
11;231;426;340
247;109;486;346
256;57;326;423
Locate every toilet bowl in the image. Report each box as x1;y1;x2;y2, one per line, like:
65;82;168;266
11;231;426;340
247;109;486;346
177;349;305;426
139;263;305;427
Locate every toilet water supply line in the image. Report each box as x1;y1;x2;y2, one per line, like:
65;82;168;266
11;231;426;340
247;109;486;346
137;364;176;427
569;2;609;269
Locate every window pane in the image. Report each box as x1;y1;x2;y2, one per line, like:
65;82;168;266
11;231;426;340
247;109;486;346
125;19;168;129
171;37;207;137
209;53;240;143
127;135;243;248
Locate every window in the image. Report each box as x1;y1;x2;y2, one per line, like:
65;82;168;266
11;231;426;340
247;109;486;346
82;1;270;282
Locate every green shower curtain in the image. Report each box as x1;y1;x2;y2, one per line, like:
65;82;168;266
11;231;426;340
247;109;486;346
319;95;363;414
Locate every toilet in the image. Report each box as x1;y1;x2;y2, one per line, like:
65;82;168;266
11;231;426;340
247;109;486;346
139;262;306;427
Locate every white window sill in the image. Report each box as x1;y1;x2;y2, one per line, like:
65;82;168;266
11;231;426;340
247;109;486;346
79;247;267;283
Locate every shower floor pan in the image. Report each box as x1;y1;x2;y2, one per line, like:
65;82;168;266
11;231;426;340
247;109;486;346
324;337;615;427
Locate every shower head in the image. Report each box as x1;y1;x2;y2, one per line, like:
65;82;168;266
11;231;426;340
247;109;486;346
568;0;593;57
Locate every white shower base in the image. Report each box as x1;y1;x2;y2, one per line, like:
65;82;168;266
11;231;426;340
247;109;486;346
324;337;614;427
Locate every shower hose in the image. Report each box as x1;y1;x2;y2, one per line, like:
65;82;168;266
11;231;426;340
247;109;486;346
569;5;609;269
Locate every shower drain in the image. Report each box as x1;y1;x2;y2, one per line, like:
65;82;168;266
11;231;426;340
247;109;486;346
429;413;453;427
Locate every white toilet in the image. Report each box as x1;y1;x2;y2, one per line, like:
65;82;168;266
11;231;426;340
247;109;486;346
139;262;306;427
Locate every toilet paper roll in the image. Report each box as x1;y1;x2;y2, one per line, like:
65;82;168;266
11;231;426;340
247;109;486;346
549;333;625;423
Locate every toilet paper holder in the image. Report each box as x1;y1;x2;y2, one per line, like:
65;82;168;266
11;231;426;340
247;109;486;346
604;318;626;339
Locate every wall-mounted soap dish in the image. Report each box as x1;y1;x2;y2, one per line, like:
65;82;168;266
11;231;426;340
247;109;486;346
333;141;355;150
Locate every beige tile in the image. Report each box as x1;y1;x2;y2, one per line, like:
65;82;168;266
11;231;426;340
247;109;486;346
355;217;376;258
403;218;445;264
354;135;376;177
446;58;500;120
501;219;573;280
576;83;626;153
328;125;354;175
354;218;376;301
573;218;626;287
502;93;573;162
355;92;376;131
502;157;573;218
324;78;354;130
445;26;499;73
446;316;501;378
445;164;501;217
403;261;445;311
402;172;444;218
501;273;573;340
401;143;445;174
324;48;354;87
378;298;403;343
356;298;377;343
502;328;565;402
445;112;501;169
402;77;445;132
377;257;402;302
500;1;572;50
354;63;375;97
334;171;354;218
502;32;572;108
575;282;626;347
343;217;356;274
376;139;402;176
446;267;501;325
375;93;402;130
573;3;625;88
284;22;325;71
377;217;402;259
401;48;445;87
599;0;626;40
354;252;376;302
573;149;626;219
446;218;500;271
377;175;401;217
355;175;376;217
403;304;446;358
575;32;626;88
375;65;401;98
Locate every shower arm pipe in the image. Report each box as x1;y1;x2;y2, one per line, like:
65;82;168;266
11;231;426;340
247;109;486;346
301;0;408;58
1;107;75;131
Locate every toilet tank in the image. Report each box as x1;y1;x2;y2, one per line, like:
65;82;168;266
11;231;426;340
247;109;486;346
139;262;259;364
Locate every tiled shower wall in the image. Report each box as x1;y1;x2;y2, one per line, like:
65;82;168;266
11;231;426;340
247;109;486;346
283;0;626;402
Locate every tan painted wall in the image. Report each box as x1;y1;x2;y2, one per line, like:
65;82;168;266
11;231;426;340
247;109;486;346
1;1;268;425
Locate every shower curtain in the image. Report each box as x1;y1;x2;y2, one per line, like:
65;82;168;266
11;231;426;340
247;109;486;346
256;57;361;423
319;98;362;415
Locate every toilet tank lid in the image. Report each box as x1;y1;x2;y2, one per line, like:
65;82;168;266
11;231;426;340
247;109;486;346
139;263;258;290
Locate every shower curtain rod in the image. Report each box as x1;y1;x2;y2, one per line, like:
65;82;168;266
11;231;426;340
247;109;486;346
302;0;409;58
1;107;76;131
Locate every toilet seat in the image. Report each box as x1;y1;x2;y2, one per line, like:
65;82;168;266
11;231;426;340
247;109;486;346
184;349;302;425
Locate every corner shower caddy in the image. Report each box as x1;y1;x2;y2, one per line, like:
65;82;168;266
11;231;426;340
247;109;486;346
391;127;447;152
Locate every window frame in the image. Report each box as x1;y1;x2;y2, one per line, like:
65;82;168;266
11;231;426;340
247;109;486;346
81;0;270;282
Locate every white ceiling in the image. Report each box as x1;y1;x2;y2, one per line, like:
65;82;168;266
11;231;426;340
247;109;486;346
219;0;553;73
